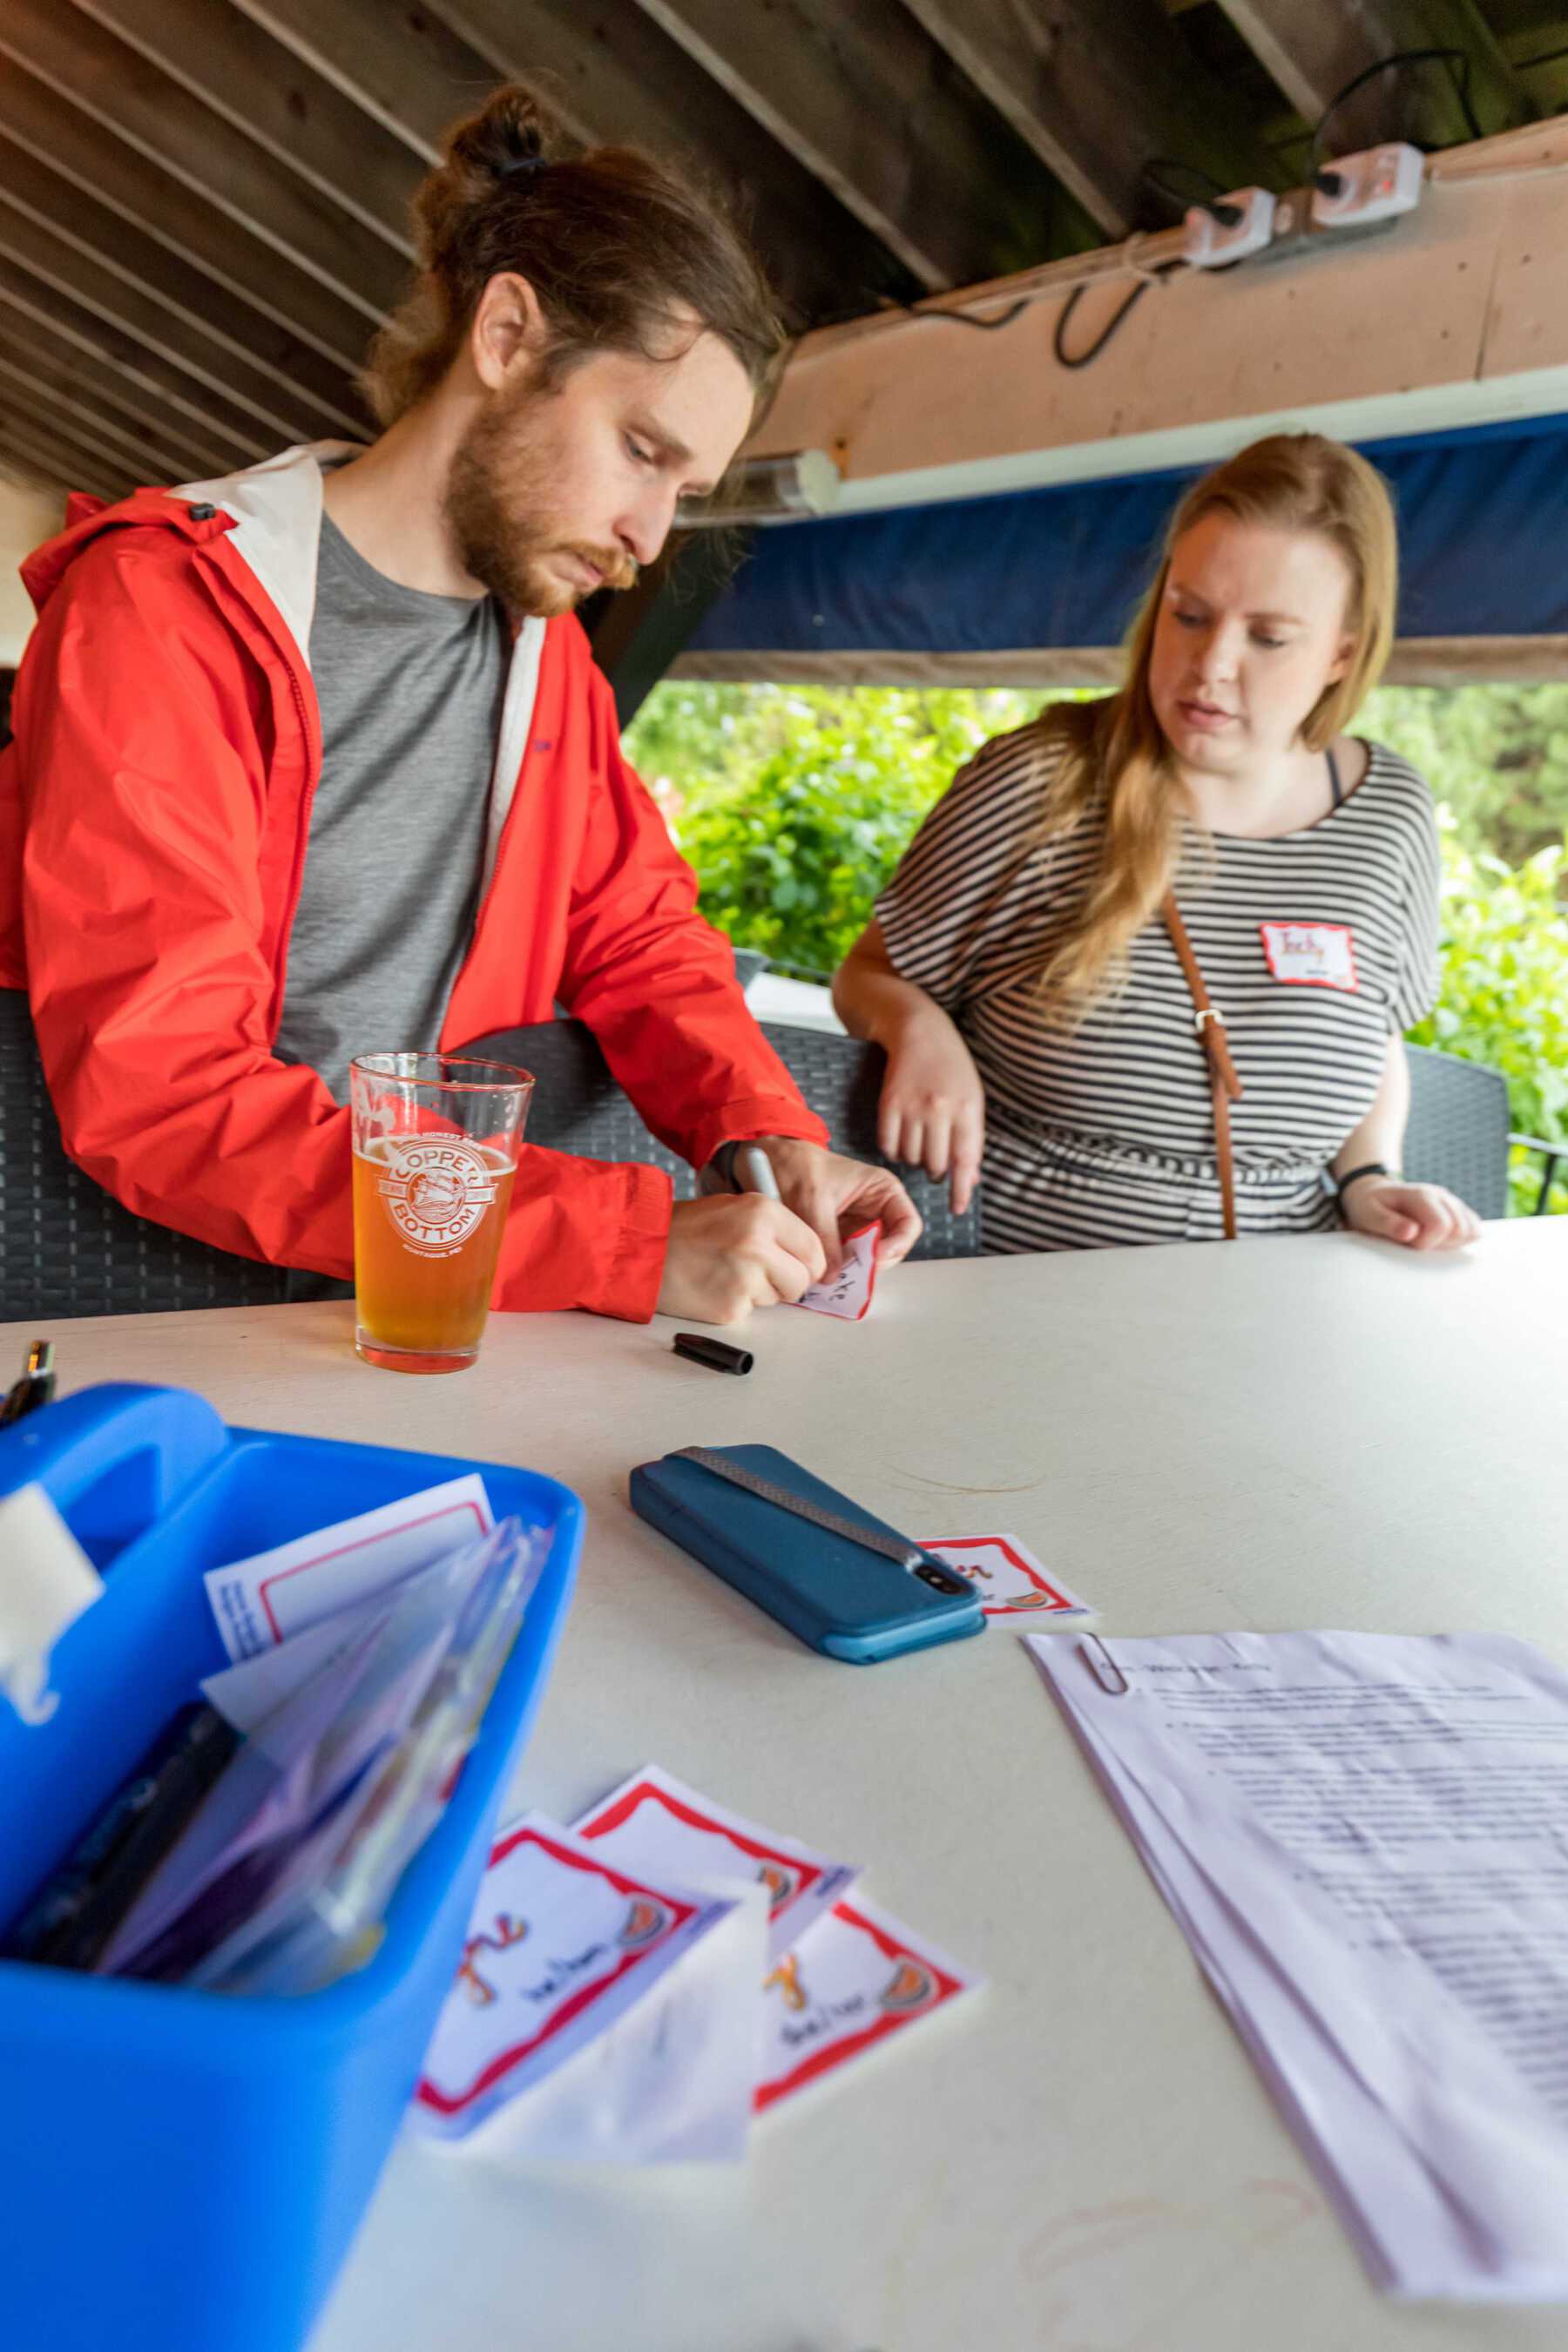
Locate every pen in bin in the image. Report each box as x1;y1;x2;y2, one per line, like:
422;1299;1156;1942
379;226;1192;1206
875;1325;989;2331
1;1340;56;1427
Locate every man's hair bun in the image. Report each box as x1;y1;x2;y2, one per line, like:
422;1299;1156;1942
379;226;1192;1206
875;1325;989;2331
362;77;786;428
451;84;552;184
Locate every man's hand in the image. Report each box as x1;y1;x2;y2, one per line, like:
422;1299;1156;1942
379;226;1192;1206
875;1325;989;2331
750;1138;923;1277
874;1006;986;1216
656;1193;827;1324
1341;1177;1480;1251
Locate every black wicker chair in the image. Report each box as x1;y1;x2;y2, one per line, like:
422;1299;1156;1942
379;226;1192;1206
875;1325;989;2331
461;1017;984;1259
0;986;294;1323
1;982;1546;1323
1402;1044;1511;1219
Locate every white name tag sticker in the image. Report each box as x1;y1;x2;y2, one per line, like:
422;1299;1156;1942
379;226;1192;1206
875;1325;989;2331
1259;920;1358;992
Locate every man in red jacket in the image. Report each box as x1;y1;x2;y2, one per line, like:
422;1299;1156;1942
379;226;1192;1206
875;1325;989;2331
0;85;917;1324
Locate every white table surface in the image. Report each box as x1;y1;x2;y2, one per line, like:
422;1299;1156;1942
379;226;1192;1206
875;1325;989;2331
12;1220;1566;2352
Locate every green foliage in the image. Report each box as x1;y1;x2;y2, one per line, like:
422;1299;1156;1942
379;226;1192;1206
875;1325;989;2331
1363;683;1568;869
1409;823;1568;1217
627;686;1054;974
627;679;1568;1213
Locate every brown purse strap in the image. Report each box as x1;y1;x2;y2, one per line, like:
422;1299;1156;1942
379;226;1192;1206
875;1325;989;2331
1160;891;1244;1241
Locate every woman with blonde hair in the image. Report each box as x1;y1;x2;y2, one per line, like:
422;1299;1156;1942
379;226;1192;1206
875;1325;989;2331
834;433;1478;1253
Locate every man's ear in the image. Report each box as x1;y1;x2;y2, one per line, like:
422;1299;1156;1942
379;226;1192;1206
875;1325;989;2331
470;273;549;391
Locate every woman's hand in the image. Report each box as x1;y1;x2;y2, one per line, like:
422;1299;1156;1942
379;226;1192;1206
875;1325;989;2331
876;1006;987;1215
1340;1176;1480;1251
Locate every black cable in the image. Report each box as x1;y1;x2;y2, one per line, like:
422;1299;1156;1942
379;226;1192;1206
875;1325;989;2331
1139;157;1227;217
1311;47;1480;163
894;295;1031;333
1052;261;1182;371
1516;42;1568;72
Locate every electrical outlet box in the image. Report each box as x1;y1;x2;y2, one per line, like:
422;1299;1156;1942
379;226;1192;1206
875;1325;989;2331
1311;143;1424;228
1182;188;1276;269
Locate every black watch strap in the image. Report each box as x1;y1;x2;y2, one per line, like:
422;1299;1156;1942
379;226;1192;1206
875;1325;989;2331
1337;1160;1396;1195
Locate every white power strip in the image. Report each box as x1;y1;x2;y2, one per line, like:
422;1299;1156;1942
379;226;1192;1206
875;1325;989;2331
1311;142;1424;228
1182;187;1276;268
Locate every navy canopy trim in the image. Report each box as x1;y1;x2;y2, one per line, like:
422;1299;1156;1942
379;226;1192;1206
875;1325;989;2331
684;419;1568;662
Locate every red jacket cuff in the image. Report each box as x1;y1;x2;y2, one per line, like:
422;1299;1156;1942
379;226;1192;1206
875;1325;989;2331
685;1093;830;1174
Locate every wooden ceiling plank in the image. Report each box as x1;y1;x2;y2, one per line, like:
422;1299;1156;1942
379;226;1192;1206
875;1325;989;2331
0;152;363;442
0;405;128;502
0;250;278;467
0;359;186;489
434;0;920;317
625;0;1071;288
1217;1;1531;150
4;0;404;324
0;55;375;374
226;0;500;159
71;0;424;256
902;0;1281;237
0;318;240;482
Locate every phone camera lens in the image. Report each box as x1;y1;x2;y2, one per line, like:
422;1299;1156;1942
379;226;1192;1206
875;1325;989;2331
916;1564;968;1594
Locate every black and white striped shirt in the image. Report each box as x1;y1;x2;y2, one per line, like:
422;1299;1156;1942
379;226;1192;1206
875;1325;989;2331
875;723;1443;1253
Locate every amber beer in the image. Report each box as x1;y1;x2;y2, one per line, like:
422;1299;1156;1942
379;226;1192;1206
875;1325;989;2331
349;1055;531;1375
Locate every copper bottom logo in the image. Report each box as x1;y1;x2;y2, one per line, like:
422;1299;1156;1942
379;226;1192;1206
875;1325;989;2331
378;1139;500;1256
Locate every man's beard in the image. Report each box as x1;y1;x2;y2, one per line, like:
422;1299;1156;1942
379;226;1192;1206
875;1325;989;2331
443;375;639;618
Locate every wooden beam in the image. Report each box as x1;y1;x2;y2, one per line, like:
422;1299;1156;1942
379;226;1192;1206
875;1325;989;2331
0;355;169;484
72;0;424;253
625;0;1076;289
436;0;922;319
0;382;145;498
0;294;251;477
0;150;364;443
0;405;128;503
0;255;274;470
227;0;499;159
672;639;1568;686
901;0;1281;239
3;0;403;323
1217;1;1531;151
0;53;374;374
0;327;233;484
744;117;1568;516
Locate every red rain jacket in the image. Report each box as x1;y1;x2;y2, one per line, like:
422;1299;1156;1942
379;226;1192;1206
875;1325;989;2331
0;445;826;1320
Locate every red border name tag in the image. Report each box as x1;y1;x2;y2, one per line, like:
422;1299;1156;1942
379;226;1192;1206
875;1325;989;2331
1260;920;1358;992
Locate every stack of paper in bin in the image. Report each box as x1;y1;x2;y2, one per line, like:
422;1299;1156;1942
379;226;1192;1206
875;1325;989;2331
410;1764;983;2160
1031;1626;1568;2303
91;1478;542;1993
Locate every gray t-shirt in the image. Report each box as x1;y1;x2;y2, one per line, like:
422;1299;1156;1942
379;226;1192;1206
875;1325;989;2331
273;509;510;1100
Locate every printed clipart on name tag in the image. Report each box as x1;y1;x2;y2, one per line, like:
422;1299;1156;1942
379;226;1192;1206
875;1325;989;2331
1259;920;1358;992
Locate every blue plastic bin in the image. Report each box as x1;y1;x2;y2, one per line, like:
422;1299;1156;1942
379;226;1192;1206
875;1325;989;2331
0;1383;583;2352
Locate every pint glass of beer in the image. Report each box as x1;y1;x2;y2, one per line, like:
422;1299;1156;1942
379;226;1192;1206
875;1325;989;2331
349;1052;532;1375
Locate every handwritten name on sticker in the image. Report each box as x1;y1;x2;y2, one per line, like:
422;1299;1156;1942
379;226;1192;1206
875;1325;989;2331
413;1815;733;2138
755;1896;981;2113
1259;921;1358;992
794;1221;880;1321
919;1534;1095;1621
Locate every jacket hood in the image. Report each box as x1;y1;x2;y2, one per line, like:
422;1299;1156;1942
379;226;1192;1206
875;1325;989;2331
18;442;365;659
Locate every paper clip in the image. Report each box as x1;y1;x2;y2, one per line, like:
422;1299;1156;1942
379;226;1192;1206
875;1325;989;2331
1082;1634;1130;1696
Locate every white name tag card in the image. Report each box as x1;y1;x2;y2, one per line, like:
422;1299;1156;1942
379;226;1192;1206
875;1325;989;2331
1259;920;1358;992
919;1532;1095;1622
757;1895;982;2114
573;1763;860;1964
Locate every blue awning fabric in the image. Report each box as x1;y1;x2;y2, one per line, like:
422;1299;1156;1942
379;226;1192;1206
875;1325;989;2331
684;418;1568;664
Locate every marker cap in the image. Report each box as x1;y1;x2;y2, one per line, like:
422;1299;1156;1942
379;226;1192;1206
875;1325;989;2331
672;1334;754;1376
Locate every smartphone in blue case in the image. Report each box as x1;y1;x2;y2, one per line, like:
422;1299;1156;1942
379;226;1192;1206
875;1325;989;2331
629;1443;984;1663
